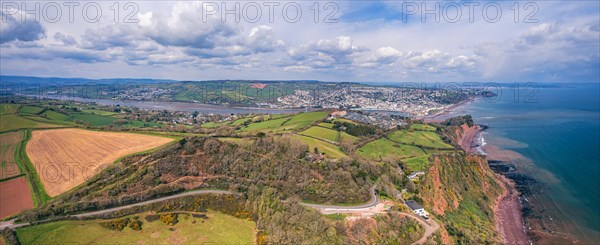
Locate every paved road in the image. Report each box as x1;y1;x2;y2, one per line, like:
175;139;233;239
1;187;438;244
0;190;234;230
300;185;379;212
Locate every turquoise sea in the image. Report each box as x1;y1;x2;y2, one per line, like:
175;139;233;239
444;83;600;241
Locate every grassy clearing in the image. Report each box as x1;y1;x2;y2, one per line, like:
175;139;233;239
410;124;437;132
67;113;116;126
356;138;426;161
402;155;431;171
292;135;347;159
0;104;20;115
16;210;256;245
301;126;339;142
387;130;453;149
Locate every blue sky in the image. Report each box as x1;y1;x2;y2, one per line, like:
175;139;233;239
1;1;599;82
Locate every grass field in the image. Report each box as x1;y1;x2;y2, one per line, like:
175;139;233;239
201;122;224;128
339;132;359;143
40;110;71;121
281;111;328;130
19;106;44;115
25;129;173;196
410;124;437;132
67;113;117;126
292;135;347;158
0;114;63;132
231;117;251;126
1;131;23;179
81;109;119;116
300;126;339;142
239;117;288;132
402;155;431;171
318;122;335;128
356;138;426;161
0;104;20;115
16;210;256;244
387;130;453;149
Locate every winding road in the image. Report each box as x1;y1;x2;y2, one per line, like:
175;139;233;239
0;190;234;230
1;187;438;244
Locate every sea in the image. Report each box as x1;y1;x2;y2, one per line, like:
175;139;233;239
439;83;600;242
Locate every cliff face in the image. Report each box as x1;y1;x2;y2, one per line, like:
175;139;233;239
419;153;503;244
418;121;504;244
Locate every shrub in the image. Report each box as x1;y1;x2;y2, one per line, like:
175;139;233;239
159;213;179;226
99;218;130;231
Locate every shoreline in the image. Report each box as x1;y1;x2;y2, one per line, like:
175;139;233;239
476;128;586;245
460;125;530;244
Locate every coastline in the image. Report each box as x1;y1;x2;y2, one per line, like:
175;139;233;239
427;99;530;244
426;95;594;245
460;125;530;245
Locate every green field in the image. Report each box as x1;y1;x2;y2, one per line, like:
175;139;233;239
0;104;20;115
16;211;256;245
239;117;288;132
301;126;339;142
318;122;335;128
40;110;71;121
0;114;63;132
67;113;117;126
339;132;359;143
1;131;23;179
19;106;44;115
82;109;119;116
281;111;328;130
201;122;223;128
410;124;437;132
402;155;431;171
292;135;347;159
356;138;426;161
231;117;251;126
387;130;453;149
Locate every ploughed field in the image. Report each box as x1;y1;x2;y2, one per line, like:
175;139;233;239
25;129;173;196
0;177;34;218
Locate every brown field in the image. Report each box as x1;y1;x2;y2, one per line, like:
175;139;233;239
0;177;34;218
26;129;173;197
1;131;23;180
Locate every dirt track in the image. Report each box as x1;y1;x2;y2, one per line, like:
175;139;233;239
26;129;173;196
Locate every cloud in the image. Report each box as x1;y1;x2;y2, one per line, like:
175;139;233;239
286;36;365;69
474;22;600;80
0;10;46;44
53;32;78;46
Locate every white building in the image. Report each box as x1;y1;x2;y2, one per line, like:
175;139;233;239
405;200;428;217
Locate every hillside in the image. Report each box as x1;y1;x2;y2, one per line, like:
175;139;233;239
5;111;507;244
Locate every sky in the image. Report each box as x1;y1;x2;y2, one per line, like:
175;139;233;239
1;1;599;83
